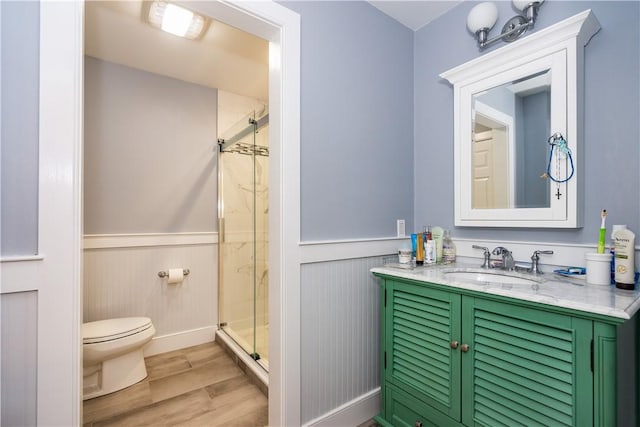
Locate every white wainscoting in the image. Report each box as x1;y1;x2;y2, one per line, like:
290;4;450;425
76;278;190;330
300;254;388;425
83;233;217;356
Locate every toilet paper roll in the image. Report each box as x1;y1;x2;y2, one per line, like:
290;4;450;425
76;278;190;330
168;268;184;284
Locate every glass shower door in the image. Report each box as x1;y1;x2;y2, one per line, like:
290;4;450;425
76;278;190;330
218;111;269;368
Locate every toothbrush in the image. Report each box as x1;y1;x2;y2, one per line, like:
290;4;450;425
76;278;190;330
597;209;607;254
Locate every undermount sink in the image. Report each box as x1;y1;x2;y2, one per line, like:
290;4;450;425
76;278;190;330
443;270;542;285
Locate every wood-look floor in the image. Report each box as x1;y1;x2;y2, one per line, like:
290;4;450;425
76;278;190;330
83;342;268;426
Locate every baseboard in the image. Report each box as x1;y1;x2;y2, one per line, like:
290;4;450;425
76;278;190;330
143;325;216;357
303;388;381;427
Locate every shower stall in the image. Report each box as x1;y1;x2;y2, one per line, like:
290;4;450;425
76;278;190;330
217;111;269;371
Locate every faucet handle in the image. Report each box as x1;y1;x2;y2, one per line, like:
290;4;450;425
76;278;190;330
472;245;491;268
531;250;554;274
531;251;553;260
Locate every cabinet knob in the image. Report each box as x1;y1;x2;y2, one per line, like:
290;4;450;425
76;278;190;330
415;421;423;427
461;344;470;352
450;341;459;349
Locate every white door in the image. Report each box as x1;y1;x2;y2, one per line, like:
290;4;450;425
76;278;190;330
0;2;83;425
472;128;509;209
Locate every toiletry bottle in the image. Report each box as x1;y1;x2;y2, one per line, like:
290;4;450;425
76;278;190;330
614;227;636;290
425;239;436;264
411;234;417;261
416;233;424;265
610;225;627;284
422;226;428;257
442;229;456;264
423;226;435;264
432;226;444;263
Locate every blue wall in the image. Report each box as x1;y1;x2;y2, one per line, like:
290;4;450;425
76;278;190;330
415;1;640;244
283;1;638;244
281;1;415;241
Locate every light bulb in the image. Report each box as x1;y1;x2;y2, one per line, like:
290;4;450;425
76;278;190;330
467;2;499;33
512;0;532;11
161;4;194;37
145;1;208;40
513;0;544;11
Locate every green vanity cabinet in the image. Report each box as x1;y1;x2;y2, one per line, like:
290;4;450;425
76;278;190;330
375;277;618;427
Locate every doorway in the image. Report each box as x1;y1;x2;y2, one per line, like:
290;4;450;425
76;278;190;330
38;1;300;425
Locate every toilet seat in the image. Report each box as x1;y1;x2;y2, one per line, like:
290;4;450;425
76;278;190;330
83;317;153;344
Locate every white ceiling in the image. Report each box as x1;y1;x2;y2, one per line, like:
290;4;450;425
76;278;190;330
84;1;461;102
368;1;461;31
84;1;269;101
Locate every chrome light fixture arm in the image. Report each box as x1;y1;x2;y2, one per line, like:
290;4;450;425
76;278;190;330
470;1;544;50
478;15;530;49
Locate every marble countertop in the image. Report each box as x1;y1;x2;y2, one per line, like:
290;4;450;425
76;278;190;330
371;263;640;321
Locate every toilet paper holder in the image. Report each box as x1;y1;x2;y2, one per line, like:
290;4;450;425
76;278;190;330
158;269;190;278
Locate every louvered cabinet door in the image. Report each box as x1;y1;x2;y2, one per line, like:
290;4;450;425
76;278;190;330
461;297;593;427
386;280;462;421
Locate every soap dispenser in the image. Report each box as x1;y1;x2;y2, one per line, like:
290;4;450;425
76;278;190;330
442;229;456;264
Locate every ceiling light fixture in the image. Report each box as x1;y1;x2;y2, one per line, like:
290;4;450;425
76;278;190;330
143;1;209;40
467;0;544;50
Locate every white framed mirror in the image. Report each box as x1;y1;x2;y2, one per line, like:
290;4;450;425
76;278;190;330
441;10;600;228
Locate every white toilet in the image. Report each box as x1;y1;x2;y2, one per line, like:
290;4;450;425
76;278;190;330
83;317;155;400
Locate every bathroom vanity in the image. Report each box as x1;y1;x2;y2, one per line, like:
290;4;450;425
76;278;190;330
371;264;640;427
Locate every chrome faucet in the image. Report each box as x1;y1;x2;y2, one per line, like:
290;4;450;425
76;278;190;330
492;246;515;271
472;245;491;269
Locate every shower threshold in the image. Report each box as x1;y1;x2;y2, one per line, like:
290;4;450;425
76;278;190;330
215;329;268;396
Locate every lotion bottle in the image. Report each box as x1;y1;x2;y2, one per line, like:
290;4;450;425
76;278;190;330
432;226;444;263
610;225;627;284
614;227;636;290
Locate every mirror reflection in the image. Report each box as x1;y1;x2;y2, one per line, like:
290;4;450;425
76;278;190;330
471;69;551;209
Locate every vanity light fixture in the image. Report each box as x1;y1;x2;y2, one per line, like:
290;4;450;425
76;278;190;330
467;0;544;49
143;1;210;40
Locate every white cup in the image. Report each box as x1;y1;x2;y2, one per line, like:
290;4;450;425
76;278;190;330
585;253;613;285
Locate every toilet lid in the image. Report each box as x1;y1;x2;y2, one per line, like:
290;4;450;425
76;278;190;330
83;317;153;344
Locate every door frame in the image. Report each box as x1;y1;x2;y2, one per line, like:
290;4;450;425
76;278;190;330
39;1;301;425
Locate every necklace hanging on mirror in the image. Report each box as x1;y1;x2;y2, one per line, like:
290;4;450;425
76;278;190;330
545;132;574;184
555;147;562;199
